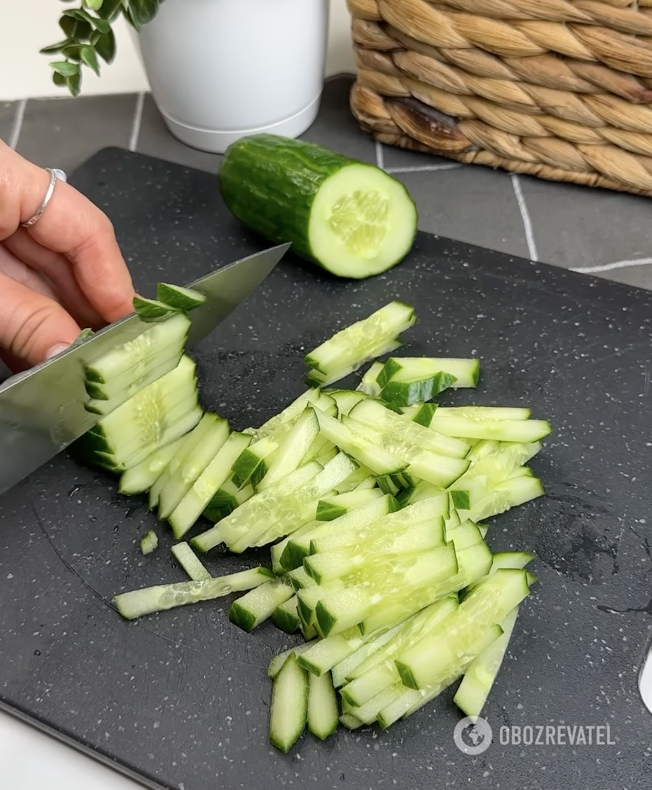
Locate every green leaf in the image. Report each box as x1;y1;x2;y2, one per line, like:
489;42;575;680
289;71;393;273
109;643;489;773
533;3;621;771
98;0;121;19
95;29;116;63
82;0;104;9
50;60;79;76
61;43;83;61
52;71;68;87
63;8;111;33
40;39;71;55
59;15;77;37
81;45;100;75
67;70;83;97
127;0;161;28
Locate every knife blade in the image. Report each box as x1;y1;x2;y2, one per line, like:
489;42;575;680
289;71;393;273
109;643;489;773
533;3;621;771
0;242;290;496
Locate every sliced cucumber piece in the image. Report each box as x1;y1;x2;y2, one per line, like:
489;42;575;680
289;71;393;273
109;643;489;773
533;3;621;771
298;628;367;676
357;362;384;396
431;416;552;443
349;398;469;459
228;453;356;552
306;302;415;381
434;406;531;421
118;437;183;496
325;389;368;417
84;313;190;383
346;684;404;725
256;389;324;440
400;402;438;427
169;432;253;538
230;576;295;632
342;416;469;488
156;282;207;311
231;437;278;488
334;464;376;494
221;135;418;279
272;595;302;634
203;477;254;523
171;542;211;581
113;566;274;620
281;494;397;571
339;713;363;730
316;487;383;521
133;296;180;323
268;641;318;679
308;671;339;740
158;414;230;520
191;461;323;553
454;606;519;720
148;412;218;511
139;530;158;555
315;410;405;476
378;357;480;390
395;569;531;690
268;653;309;753
331;622;405;688
257;407;320;491
468;474;545;523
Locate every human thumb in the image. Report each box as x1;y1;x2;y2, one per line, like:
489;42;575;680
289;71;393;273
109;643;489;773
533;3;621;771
0;269;80;367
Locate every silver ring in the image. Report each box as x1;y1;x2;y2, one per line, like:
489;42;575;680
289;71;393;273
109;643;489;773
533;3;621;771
21;168;68;228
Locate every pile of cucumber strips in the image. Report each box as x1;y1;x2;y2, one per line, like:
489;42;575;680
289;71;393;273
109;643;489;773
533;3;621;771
76;292;550;753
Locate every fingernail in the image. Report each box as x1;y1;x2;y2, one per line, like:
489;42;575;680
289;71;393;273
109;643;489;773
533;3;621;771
45;343;70;360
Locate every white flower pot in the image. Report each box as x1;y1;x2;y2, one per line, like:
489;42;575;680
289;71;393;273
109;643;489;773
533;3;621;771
136;0;329;153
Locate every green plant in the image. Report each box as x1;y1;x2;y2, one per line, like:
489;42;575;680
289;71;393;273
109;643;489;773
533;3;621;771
42;0;165;97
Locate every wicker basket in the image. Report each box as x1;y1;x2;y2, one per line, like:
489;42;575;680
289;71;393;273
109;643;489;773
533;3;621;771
347;0;652;195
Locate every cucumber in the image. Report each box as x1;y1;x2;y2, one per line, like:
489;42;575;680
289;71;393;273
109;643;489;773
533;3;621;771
339;713;363;730
171;542;211;581
401;402;438;427
434;406;531;421
149;413;218;511
272;595;302;634
203;476;254;522
431;417;552;443
169;432;253;538
348;399;469;459
268;641;318;679
395;569;531;689
357;362;384;396
468;474;545;523
118;437;183;495
268;654;309;753
308;671;339;740
231;437;278;488
325;389;368;417
257;407;320;491
298;628;367;677
377;357;481;390
192;461;323;553
156;283;207;311
220;135;418;279
454;606;519;719
139;530;158;555
84;313;189;384
158;414;230;519
315;488;383;521
230;576;295;632
335;464;376;494
256;389;324;440
113;566;274;620
305;302;416;385
133;296;180;323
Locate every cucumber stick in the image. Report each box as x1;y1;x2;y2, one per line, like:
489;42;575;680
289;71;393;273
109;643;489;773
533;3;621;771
113;567;274;620
453;606;519;719
257;407;320;490
268;641;318;679
118;437;183;495
171;542;211;581
269;654;309;753
139;530;158;555
230;577;295;632
220;135;418;279
156;283;206;311
308;671;339;740
169;432;253;538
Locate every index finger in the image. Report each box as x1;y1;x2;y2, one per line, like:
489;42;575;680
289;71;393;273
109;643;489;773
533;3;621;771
0;141;135;323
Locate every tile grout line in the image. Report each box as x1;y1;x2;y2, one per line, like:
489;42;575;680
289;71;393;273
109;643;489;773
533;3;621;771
129;92;146;152
9;99;27;151
385;163;463;174
375;141;385;171
511;173;539;262
572;257;652;274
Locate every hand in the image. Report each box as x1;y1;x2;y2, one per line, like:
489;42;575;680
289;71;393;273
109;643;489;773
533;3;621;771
0;140;135;372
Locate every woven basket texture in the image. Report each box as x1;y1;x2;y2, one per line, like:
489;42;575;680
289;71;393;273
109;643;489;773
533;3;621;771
348;0;652;195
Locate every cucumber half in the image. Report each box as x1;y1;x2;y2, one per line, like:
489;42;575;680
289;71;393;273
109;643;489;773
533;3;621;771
219;135;418;279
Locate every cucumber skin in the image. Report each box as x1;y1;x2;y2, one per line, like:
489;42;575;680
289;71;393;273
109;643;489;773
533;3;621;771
220;134;354;266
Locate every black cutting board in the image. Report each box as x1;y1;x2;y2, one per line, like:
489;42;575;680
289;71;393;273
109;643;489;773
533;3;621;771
1;147;651;790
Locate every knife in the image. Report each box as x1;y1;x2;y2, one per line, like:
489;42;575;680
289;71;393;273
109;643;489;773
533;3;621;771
0;243;291;497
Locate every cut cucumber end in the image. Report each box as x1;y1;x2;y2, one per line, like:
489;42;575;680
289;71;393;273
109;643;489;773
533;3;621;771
309;165;418;278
